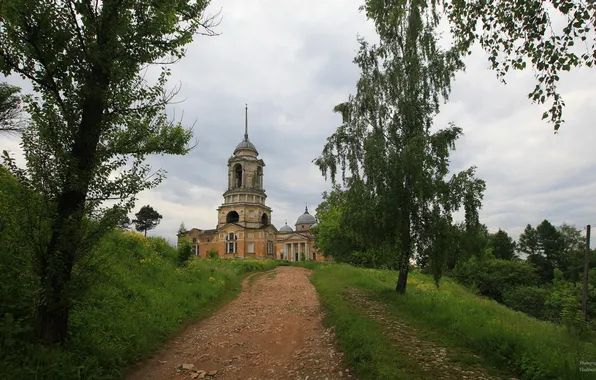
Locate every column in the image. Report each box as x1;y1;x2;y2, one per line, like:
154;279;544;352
306;241;309;260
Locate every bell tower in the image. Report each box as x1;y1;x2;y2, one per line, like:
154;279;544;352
217;105;272;228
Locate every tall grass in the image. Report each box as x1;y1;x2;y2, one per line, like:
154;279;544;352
0;230;277;380
311;264;596;380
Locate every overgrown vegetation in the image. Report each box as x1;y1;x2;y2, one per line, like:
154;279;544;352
0;225;277;380
311;263;596;380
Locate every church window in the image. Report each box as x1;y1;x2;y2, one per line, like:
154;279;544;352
267;241;273;254
257;167;263;189
192;238;197;243
248;242;255;253
225;232;237;254
234;164;242;188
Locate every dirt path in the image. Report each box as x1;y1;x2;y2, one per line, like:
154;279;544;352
126;266;353;380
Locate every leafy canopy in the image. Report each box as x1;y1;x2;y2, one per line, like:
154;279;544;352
133;205;163;236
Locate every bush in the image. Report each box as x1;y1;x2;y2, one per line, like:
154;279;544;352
207;249;219;259
177;237;193;266
453;258;539;302
502;286;549;319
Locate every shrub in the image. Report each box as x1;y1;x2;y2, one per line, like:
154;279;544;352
502;286;549;319
177;238;193;266
207;249;219;259
453;258;538;302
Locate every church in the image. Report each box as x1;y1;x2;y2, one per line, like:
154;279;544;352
180;106;330;262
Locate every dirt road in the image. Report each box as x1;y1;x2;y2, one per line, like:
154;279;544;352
126;266;353;380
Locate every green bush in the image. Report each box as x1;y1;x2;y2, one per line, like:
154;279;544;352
207;248;219;259
503;286;549;320
453;258;539;302
177;237;193;266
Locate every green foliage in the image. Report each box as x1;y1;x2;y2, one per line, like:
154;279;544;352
503;286;550;320
518;224;540;256
0;230;277;379
489;229;516;260
446;0;596;131
177;237;193;266
315;0;485;292
207;248;219;259
133;205;163;237
453;258;539;302
311;263;596;380
0;166;37;350
0;82;21;132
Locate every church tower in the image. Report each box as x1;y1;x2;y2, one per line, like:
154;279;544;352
217;105;272;229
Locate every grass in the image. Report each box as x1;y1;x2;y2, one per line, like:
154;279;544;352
309;263;596;380
0;230;278;380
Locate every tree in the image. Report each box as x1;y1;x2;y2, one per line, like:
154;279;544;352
537;219;565;268
315;1;485;293
133;205;163;237
371;1;596;131
0;82;22;132
0;0;217;345
518;224;539;256
177;222;188;236
117;215;132;231
489;229;516;260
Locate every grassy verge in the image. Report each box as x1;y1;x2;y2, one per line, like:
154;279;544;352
310;263;596;380
0;230;277;380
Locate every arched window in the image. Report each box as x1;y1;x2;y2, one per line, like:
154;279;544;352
261;213;268;226
256;166;263;189
226;211;239;223
234;164;242;188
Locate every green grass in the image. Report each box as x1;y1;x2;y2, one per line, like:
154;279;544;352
310;263;596;380
0;230;277;380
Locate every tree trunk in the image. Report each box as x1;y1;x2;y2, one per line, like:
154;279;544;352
396;240;411;293
144;228;147;237
396;212;412;294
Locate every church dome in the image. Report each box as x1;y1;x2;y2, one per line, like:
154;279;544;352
296;206;316;225
280;222;293;233
234;139;258;155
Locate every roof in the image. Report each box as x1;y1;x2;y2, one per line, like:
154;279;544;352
296;206;316;225
234;139;258;155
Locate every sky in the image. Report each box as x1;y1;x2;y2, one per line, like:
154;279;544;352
1;0;595;246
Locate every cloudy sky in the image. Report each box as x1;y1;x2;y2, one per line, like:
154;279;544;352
1;0;595;246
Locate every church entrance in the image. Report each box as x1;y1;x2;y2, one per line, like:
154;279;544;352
295;252;299;262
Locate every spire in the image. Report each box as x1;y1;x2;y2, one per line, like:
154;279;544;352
305;205;309;214
244;103;249;141
285;219;287;225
